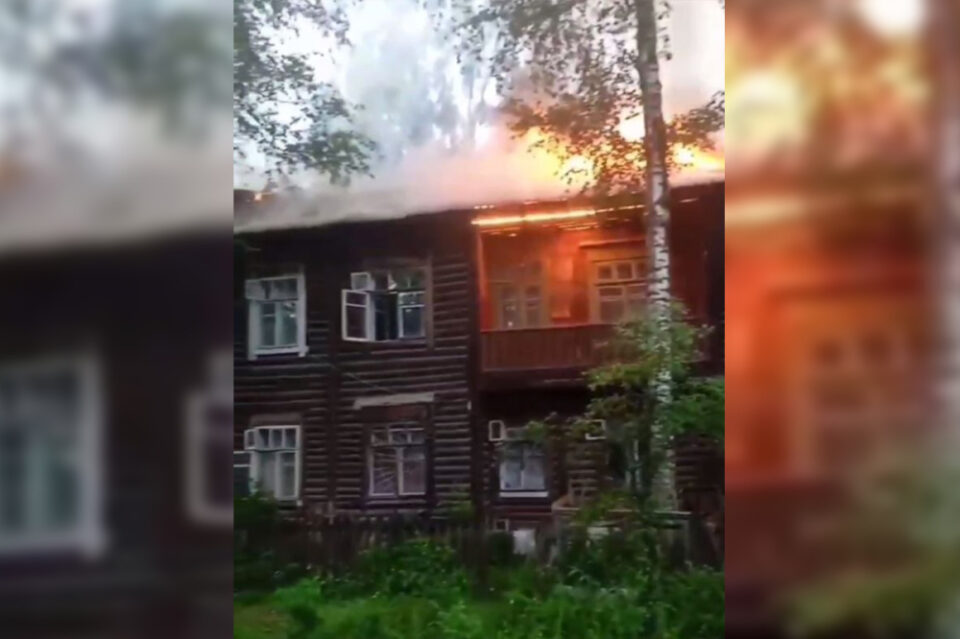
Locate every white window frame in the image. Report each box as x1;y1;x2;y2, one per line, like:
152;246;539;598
243;425;301;502
343;268;428;343
592;259;645;324
246;273;308;360
397;291;426;339
184;350;233;527
585;419;607;441
493;421;547;498
342;289;375;342
0;354;106;558
367;426;427;498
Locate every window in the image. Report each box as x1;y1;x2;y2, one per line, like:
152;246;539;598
342;267;427;342
243;425;300;501
233;452;251;498
246;274;307;359
593;259;645;323
489;421;547;497
0;356;104;557
368;426;426;497
584;419;607;441
184;350;233;526
491;261;544;329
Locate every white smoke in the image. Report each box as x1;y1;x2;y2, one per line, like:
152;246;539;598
235;0;725;220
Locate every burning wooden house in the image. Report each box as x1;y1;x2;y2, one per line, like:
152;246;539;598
233;179;724;536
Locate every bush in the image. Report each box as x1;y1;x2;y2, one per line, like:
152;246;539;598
485;531;517;567
322;538;469;601
234;493;306;593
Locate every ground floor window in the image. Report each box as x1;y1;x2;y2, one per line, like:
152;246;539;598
368;427;426;497
242;425;300;501
0;355;104;556
499;441;547;495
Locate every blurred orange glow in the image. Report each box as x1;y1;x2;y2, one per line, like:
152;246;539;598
471;208;596;227
673;144;724;172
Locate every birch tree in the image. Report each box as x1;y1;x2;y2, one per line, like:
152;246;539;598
447;0;723;507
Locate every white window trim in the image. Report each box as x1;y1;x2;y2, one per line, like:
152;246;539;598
367;427;427;498
243;425;301;502
343;268;428;343
488;420;505;442
246;273;308;360
0;354;106;558
184;350;233;527
585;419;607;441
495;426;547;497
342;289;375;342
397;292;426;339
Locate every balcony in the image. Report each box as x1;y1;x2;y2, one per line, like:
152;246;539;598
480;324;613;386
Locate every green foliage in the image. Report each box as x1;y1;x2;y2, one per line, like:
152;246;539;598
322;538;470;601
234;0;376;181
234;492;307;593
485;531;518;567
238;566;725;639
535;301;721;508
446;0;724;193
666;376;724;445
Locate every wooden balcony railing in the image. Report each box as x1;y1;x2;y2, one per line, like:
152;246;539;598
480;324;613;372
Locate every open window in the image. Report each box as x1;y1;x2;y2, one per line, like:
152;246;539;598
342;267;427;342
245;273;307;359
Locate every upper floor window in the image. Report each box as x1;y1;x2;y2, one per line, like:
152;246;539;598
245;274;307;359
242;425;300;501
342;267;427;342
593;259;645;323
490;261;544;329
0;355;105;557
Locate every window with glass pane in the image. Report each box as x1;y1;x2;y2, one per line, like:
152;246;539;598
244;426;300;501
398;292;425;338
247;275;305;356
368;426;426;496
499;442;546;493
0;359;100;553
492;261;543;329
234;452;251;497
593;258;645;323
344;267;427;342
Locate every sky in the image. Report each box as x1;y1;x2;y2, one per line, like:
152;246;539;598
234;0;726;203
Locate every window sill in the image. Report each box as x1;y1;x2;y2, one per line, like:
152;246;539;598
249;345;308;359
366;494;427;502
343;338;428;345
498;491;549;499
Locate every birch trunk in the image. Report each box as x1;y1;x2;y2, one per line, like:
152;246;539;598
635;0;676;509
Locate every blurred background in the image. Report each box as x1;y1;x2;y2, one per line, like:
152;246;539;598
0;0;233;636
726;0;960;637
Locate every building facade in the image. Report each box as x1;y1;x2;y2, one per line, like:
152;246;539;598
233;181;724;531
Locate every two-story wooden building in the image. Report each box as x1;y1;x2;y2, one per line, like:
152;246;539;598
233;180;724;531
